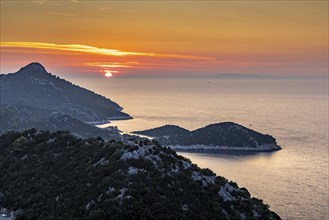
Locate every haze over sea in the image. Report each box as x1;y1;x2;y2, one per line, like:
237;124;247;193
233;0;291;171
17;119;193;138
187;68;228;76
77;77;328;219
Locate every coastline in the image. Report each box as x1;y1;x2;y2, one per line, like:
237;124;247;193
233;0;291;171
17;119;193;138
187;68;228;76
86;116;133;126
169;144;282;152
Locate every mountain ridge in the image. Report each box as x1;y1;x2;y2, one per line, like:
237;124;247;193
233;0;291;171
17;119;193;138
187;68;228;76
0;62;132;122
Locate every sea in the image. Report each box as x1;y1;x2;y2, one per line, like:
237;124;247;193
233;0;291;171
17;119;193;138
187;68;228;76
76;77;328;219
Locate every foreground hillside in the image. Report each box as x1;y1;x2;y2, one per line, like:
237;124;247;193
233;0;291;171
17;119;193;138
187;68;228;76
0;130;280;219
133;122;281;152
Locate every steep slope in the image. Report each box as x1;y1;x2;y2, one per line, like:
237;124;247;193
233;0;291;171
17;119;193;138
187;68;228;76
31;113;121;140
0;62;131;122
0;104;52;131
134;122;281;151
0;105;121;140
0;130;280;219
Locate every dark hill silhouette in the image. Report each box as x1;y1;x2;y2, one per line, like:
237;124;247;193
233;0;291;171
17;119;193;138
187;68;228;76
0;104;121;140
0;62;131;122
133;122;281;151
133;125;190;137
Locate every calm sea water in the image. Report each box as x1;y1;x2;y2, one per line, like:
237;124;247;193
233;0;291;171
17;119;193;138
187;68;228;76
76;78;328;219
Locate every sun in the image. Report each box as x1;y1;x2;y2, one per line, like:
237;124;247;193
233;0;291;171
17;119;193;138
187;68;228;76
105;70;113;78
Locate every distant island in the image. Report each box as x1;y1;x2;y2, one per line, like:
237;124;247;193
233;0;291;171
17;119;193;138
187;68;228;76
210;73;274;79
0;129;281;219
199;73;283;80
133;122;281;152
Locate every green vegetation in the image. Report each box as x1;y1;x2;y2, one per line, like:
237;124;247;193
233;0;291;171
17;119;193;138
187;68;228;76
0;129;280;219
0;105;121;140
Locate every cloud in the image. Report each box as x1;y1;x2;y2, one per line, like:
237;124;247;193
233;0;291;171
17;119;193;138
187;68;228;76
44;11;77;17
32;0;79;5
32;0;48;4
0;42;151;56
0;42;213;60
86;62;135;68
0;41;216;77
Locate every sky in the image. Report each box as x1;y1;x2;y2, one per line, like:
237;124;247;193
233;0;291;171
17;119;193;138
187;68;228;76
0;0;328;79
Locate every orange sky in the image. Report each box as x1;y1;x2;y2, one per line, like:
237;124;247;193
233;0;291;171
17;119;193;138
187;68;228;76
0;0;328;78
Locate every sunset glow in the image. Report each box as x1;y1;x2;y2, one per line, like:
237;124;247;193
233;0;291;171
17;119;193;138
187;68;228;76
0;1;328;78
0;2;328;219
